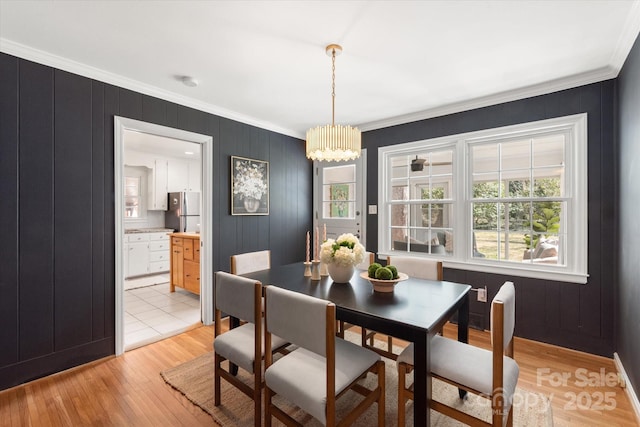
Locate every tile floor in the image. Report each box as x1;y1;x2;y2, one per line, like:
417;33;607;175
124;280;201;351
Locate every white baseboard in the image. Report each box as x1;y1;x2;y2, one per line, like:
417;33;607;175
614;352;640;423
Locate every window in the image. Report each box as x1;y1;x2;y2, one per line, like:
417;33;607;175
387;148;455;256
124;175;142;218
322;165;356;219
378;114;587;283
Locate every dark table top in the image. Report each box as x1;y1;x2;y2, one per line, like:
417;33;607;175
241;262;471;342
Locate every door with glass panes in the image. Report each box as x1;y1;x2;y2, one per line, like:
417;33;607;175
313;150;366;246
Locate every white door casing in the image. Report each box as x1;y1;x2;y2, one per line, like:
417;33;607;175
114;116;214;356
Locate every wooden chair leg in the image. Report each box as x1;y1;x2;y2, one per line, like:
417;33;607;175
492;391;505;427
254;371;261;427
377;360;386;427
386;336;393;353
214;353;222;406
264;386;273;427
398;362;407;427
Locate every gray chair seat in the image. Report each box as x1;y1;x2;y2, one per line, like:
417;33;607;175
265;335;380;424
397;336;519;397
214;322;288;373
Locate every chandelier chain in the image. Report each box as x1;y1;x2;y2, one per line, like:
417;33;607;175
331;47;336;126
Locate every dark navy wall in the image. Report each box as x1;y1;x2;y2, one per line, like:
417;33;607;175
616;33;640;397
0;52;312;390
363;81;616;357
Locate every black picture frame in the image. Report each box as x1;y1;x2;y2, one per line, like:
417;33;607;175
231;156;269;215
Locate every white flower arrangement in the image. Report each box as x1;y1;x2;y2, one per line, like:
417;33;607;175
233;159;267;200
320;233;365;267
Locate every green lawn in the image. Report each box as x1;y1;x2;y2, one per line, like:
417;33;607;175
475;230;529;261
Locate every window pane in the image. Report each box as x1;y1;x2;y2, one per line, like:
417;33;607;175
391;185;409;201
391;204;407;227
502;175;531;198
473;202;498;230
472;173;501;199
472;144;499;172
533;171;563;197
506;202;531;231
323;183;355;218
474;231;498;259
533;134;565;167
124;196;139;218
501;139;530;170
391;155;410;179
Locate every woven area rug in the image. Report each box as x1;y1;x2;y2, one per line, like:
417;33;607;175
161;332;553;426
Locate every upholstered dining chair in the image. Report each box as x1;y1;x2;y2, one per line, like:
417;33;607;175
396;281;519;427
355;251;375;271
230;249;271;275
264;285;386;427
361;256;443;360
337;251;375;339
213;271;288;427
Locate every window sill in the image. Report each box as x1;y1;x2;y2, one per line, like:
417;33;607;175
377;251;588;284
444;259;588;284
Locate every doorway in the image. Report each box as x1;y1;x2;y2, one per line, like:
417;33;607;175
313;149;367;245
114;117;213;356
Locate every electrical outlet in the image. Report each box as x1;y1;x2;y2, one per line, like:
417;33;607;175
477;286;487;303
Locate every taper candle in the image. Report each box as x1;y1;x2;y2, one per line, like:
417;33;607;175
306;231;310;262
323;223;327;241
315;226;319;260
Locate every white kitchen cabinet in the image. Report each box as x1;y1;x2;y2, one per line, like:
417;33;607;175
126;241;149;277
188;159;201;192
167;159;189;192
148;159;168;210
168;159;201;192
124;232;170;278
148;232;170;273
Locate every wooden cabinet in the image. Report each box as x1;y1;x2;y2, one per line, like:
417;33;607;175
170;233;200;295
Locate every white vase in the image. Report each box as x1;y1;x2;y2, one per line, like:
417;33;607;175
243;197;260;213
327;263;355;283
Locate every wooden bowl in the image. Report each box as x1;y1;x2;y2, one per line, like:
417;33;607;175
360;271;408;293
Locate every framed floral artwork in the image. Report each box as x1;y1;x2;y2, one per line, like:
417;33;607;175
231;156;269;215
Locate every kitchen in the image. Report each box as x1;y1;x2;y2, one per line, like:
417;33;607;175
122;130;203;350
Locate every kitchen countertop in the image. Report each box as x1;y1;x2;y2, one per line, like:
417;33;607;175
170;232;200;238
125;228;175;234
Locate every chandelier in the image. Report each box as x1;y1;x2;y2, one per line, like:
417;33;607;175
306;44;361;162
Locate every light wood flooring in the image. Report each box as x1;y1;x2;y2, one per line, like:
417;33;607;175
0;321;637;426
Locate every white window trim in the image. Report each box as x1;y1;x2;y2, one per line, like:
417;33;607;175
378;113;588;284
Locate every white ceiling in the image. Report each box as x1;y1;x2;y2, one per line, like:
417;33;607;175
1;0;639;139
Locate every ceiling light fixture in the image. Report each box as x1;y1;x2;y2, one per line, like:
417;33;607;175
181;76;199;87
306;44;361;162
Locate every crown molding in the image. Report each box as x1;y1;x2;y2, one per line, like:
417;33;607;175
609;0;640;73
0;38;304;140
358;66;618;132
360;3;640;135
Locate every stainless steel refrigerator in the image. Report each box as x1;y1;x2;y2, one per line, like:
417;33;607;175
165;192;200;232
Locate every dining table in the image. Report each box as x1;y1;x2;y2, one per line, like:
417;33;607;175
239;262;471;427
